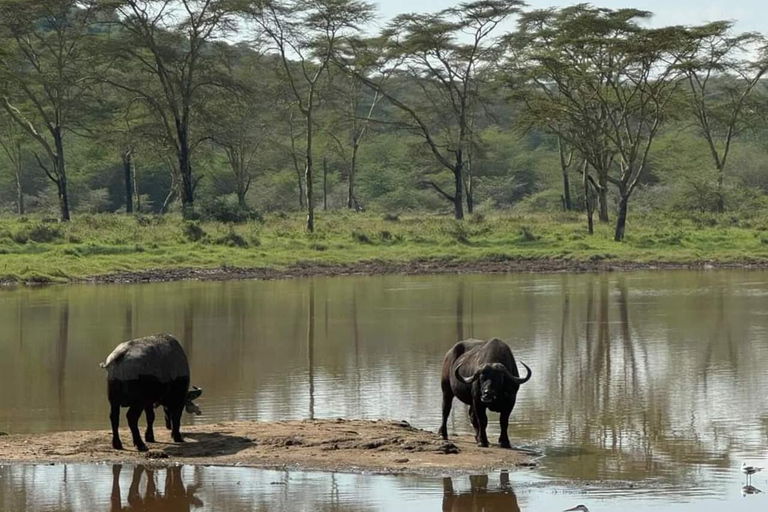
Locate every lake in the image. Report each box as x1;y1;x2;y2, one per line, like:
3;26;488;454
1;271;767;510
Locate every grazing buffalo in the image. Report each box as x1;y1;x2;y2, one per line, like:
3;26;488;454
101;334;202;452
439;338;531;448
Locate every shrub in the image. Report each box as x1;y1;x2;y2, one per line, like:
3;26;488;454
351;229;371;244
468;213;485;224
14;224;63;244
202;197;262;224
520;226;538;242
382;213;400;222
183;222;206;242
214;229;248;248
441;221;470;244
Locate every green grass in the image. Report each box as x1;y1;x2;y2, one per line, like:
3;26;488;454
2;211;768;284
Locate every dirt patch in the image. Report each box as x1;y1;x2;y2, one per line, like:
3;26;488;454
75;258;768;285
0;419;533;476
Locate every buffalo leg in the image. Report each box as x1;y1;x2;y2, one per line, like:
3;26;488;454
164;406;171;431
468;405;480;441
110;400;123;450
498;408;512;449
439;386;453;440
144;406;156;443
170;405;184;443
126;404;148;452
474;403;489;447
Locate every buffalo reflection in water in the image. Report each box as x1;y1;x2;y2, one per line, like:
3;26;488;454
110;465;202;512
442;473;520;512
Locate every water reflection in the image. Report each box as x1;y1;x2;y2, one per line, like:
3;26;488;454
442;474;520;512
2;272;768;489
110;465;202;512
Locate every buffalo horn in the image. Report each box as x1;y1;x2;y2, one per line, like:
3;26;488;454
504;362;532;385
455;363;479;385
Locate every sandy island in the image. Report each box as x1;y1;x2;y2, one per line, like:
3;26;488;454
0;419;535;475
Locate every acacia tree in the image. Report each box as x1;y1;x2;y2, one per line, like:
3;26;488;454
0;115;25;215
327;37;389;211
105;0;240;218
342;1;521;220
509;6;698;241
248;0;374;232
209;45;277;208
0;0;104;221
681;22;768;213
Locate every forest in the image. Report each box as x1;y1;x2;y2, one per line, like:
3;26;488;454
2;0;768;245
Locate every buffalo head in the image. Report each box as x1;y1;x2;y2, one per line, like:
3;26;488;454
455;362;531;404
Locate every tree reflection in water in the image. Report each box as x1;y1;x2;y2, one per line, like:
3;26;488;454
110;465;202;512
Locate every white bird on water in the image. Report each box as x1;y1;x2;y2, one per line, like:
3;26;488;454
742;462;764;484
563;506;590;512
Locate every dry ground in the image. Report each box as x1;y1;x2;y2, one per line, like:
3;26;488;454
0;419;534;475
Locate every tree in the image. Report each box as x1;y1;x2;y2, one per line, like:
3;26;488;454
210;45;277;208
0;0;105;221
0;114;25;215
248;0;374;232
681;22;768;213
509;6;698;240
342;0;522;220
327;37;389;211
105;0;240;218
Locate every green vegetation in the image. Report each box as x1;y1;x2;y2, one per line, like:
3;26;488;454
2;1;768;279
2;212;768;284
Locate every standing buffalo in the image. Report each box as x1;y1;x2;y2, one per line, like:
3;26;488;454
439;338;531;448
101;334;202;452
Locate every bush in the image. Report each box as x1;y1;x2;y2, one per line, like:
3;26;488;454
15;224;63;244
520;226;538;242
202;197;262;224
441;221;470;244
213;229;248;248
382;213;400;222
183;222;206;242
351;229;371;244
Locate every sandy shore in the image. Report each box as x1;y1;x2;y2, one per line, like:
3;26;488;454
0;419;535;475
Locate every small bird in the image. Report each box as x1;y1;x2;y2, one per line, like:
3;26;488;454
742;462;764;484
563;506;590;512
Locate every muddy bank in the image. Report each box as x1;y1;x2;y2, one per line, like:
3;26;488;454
73;258;768;285
0;419;535;476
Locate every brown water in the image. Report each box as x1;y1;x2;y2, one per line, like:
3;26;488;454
1;271;768;510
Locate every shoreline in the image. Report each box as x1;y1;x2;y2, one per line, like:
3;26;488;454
0;419;535;476
4;257;768;287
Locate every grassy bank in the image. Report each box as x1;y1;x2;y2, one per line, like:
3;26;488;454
2;211;768;284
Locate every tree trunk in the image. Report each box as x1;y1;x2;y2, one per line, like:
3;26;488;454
583;161;594;235
53;129;70;222
716;168;725;213
347;144;359;210
123;149;134;214
563;169;572;211
133;161;141;213
598;173;609;223
465;150;474;214
177;126;195;219
453;151;464;220
305;111;315;233
15;143;24;216
323;155;328;212
614;194;629;242
295;165;305;209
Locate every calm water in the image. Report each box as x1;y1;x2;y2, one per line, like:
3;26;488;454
1;271;768;510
